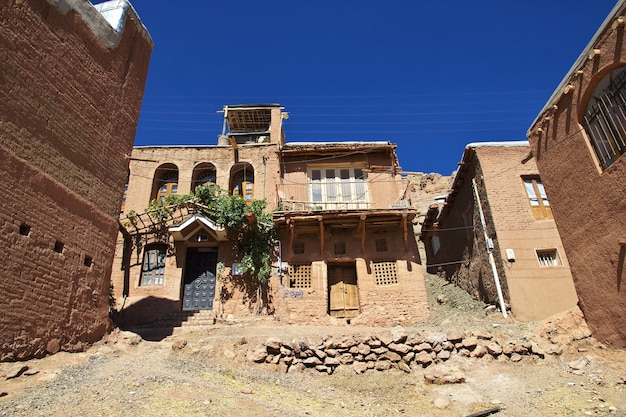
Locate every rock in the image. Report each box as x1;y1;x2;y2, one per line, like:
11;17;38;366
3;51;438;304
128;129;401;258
375;360;391;371
414;343;432;352
171;340;187;351
378;333;394;346
462;337;478;349
398;362;411;373
353;361;368;374
437;350;451;360
391;326;408;343
371;347;388;355
471;345;487;358
314;349;327;360
568;358;589;371
357;343;371;356
367;338;382;348
472;331;493;340
23;368;39;376
315;365;330;374
403;352;415;363
338;353;354;365
510;353;523;362
118;331;142;346
485;342;502;356
382;351;402;362
388;343;411;354
325;348;338;357
265;338;282;353
324;357;340;366
248;348;268;363
446;331;464;343
303;357;323;366
414;351;433;366
287;363;305;373
424;364;466;385
5;365;28;380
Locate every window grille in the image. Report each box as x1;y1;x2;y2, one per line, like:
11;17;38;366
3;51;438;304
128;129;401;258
536;249;559;267
288;264;312;288
373;261;398;286
141;245;166;285
583;67;626;169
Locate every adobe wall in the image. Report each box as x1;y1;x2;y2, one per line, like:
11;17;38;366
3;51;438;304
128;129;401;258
424;155;510;307
527;11;626;346
274;227;429;326
0;0;152;360
475;146;578;321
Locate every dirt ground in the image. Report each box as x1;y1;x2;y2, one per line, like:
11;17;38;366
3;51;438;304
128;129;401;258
1;272;625;417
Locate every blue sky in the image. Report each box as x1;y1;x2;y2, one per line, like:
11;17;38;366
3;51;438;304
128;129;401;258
124;0;617;175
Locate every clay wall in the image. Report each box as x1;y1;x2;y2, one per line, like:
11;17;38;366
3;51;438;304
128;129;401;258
527;6;626;346
0;0;152;359
475;146;578;321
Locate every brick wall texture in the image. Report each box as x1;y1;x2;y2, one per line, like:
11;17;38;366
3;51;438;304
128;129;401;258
527;7;626;347
0;0;152;360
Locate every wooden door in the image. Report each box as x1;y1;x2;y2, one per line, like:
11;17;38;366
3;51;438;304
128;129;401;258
328;264;360;318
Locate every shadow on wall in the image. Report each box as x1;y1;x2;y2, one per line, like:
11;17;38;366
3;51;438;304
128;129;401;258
219;274;275;317
111;296;188;341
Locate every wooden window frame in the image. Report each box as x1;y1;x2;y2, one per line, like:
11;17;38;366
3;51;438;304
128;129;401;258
288;263;312;288
140;244;166;286
372;260;398;286
308;166;368;209
523;177;553;220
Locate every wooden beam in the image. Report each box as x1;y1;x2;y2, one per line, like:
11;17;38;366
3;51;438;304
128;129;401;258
402;212;408;251
359;214;366;255
288;219;294;256
318;216;324;254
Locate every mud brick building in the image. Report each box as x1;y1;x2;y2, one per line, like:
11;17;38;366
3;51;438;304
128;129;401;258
113;104;429;328
527;0;626;346
0;0;152;360
421;142;578;321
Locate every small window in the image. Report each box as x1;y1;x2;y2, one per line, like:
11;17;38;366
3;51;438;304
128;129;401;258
536;249;560;267
375;239;388;252
54;241;64;254
141;245;166;285
373;261;398;286
288;264;312;288
19;224;31;236
293;241;305;254
334;241;346;255
84;256;93;268
523;177;553;220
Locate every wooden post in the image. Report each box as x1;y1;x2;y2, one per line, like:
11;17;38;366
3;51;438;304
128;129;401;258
318;216;324;254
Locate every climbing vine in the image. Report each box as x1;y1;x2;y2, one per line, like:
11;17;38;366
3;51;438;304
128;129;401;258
130;183;276;284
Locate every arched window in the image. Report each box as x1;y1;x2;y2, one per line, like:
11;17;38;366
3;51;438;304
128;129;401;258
152;164;179;201
191;163;217;193
583;66;626;169
230;163;254;203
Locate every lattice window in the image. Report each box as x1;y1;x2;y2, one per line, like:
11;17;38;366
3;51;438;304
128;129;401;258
373;261;398;286
288;264;312;288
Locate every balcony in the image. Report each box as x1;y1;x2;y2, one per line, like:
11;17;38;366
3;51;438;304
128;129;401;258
276;182;371;212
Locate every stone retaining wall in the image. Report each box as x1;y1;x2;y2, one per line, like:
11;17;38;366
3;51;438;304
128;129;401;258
247;326;566;375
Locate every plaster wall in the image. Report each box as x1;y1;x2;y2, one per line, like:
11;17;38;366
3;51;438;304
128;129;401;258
527;9;626;346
